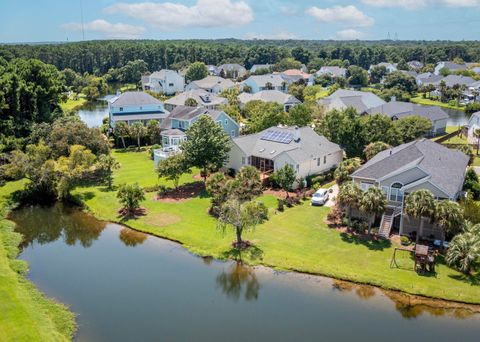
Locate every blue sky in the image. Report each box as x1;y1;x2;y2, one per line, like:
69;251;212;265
1;0;480;42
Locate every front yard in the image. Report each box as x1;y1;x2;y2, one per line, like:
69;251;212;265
67;149;480;304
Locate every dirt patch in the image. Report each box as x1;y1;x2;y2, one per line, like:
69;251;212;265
263;188;298;199
155;182;205;203
117;207;147;217
144;212;182;227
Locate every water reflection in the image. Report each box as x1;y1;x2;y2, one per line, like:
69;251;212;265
77;101;108;128
119;228;148;247
216;262;261;301
11;203;106;249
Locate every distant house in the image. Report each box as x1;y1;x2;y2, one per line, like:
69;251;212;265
369;62;397;73
242;74;289;94
141;70;185;95
415;72;442;86
154;106;239;163
471;66;480;75
438;75;476;88
399;70;418;78
351;139;469;239
407;61;424;70
434;61;467;75
317;89;386;114
365;101;449;136
108;91;168;127
316;66;347;79
217;64;247;79
250;64;272;74
238;90;301;112
164;89;228;111
185;76;235;94
206;65;219;76
227;126;343;187
279;69;315;86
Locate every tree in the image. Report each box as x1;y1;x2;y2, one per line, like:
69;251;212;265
129;122;146;150
114;122;130;149
446;224;480;275
334;158;362;184
245;101;286;133
364;141;391;160
217;198;268;248
434;200;464;247
184;98;198;107
404;189;436;243
394;116;433;143
286;104;312;127
274;58;302;72
156;153;191;189
474;128;480;155
291;47;311;65
147;120;161;145
383;71;417;94
347;66;368;87
234;166;263;202
116;183;146;216
118;59;149;83
186;62;208;82
273;164;296;198
182;115;231;182
463;168;480;200
96;154;120;189
360;186;387;235
287;83;305;102
206;172;229;216
369;65;387;84
362;114;400;146
337;181;362;225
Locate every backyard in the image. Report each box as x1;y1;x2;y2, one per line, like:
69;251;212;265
411;93;465;111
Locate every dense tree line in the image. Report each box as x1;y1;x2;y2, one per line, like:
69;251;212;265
1;40;479;75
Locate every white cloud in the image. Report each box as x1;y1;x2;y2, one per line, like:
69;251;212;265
438;0;480;6
63;20;146;39
335;29;366;40
244;31;297;40
105;0;254;30
306;5;374;27
360;0;427;10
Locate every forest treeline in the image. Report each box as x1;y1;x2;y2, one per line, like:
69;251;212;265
1;39;479;74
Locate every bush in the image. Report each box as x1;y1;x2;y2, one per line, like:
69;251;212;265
401;236;411;246
277;198;285;212
149;144;162;160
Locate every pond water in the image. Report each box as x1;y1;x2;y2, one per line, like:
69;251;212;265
77;101;109;128
442;107;469;127
10;204;480;342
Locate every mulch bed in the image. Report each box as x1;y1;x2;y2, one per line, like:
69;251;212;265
155;182;205;203
117;207;147;217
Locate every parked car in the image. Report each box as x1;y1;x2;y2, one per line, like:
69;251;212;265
311;189;329;206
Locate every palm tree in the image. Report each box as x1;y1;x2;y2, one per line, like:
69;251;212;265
129;122;146;151
446;224;480;275
337;181;362;226
404;189;436;244
474;128;480;155
434;200;464;248
114;121;129;149
359;186;387;235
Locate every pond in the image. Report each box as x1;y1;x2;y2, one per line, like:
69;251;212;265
442;107;469;127
10;204;480;342
77;101;109;128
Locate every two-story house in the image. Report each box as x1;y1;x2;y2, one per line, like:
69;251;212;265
185;76;235;94
351;139;469;240
241;74;289;94
164;89;228;111
108;91;169;128
141;70;185;95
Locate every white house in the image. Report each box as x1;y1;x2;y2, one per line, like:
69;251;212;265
242;74;289;94
141;70;185;95
217;64;247;79
316;66;347;79
108;91;169;127
164;89;228;111
185;76;235;94
250;64;272;74
279;69;315;86
238;90;301;112
227;126;343;188
318;89;386;114
369;63;397;73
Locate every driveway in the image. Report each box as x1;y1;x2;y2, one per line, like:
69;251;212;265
325;184;338;207
474;167;480;176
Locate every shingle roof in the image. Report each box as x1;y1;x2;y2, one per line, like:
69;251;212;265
245;74;286;87
439;62;467;71
366;101;449;122
110;91;162;106
317;66;346;77
165;89;227;107
352;139;469;198
319;89;386;113
238;90;300;105
189;76;234;90
232;126;342;162
149;69;182;79
440;75;476;87
168;105;224;121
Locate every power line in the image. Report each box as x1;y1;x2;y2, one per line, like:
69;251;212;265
80;0;85;40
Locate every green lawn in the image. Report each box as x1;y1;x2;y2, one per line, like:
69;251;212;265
66;149;480;304
59;95;87;112
0;181;75;341
411;94;465;111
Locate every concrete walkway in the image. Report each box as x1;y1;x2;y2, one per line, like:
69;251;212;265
325;184;338;207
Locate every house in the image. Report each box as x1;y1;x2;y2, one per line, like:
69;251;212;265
439;75;476;88
468;111;480;137
238;90;301;112
399;70;418;78
316;66;347;79
365;101;449;136
408;61;424;70
250;64;272;74
206;65;219;76
155;106;239;163
217;64;247;79
242;74;289;94
318;89;386;114
227;126;343;187
369;62;397;73
108;91;168;127
415;72;442;86
141;70;185;95
164;89;228;111
351;139;469;239
434;61;467;75
471;66;480;75
279;69;315;86
185;76;235;94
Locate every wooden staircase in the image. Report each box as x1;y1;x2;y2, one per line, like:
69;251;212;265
379;206;402;239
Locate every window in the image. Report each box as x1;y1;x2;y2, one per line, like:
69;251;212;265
231;130;235;137
119;107;123;112
225;119;228;125
317;158;320;166
360;182;373;191
389;182;404;202
169;83;174;87
217;120;222;126
242;157;246;165
323;156;327;164
140;106;143;110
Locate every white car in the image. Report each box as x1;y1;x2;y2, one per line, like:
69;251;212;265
311;189;329;206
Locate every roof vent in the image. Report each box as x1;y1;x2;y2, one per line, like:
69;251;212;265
294;126;300;142
270;150;276;154
259;148;265;153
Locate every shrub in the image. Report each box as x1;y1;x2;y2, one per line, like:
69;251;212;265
277;198;285;212
149;144;162;160
401;236;410;246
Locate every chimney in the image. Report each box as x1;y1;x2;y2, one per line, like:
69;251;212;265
294;126;300;142
390;96;396;102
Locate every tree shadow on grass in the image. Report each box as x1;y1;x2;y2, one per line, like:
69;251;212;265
221;245;264;262
340;232;392;251
448;272;480;286
98;185;118;193
71;191;96;203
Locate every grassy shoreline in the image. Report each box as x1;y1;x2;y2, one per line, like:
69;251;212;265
410;94;465;111
0;183;76;341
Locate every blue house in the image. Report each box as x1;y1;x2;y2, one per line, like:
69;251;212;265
241;74;289;94
108;91;169;127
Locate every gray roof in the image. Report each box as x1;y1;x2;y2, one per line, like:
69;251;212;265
418;74;443;85
244;74;286;88
317;66;346;77
162;128;185;136
168;105;224;121
250;64;272;73
232;126;342;163
149;69;182;79
165;89;227;107
352;139;469;198
440;75;476;87
188;76;235;90
366;101;449;123
399;70;418;78
408;61;424;69
238;90;300;105
318;89;386;113
439;61;467;71
110;91;162;106
219;63;246;71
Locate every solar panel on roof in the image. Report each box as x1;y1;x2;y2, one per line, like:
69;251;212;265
260;130;294;144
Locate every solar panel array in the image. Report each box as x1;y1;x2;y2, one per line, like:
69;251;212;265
260;130;294;144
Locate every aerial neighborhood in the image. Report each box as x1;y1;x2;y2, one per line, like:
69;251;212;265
2;37;480;342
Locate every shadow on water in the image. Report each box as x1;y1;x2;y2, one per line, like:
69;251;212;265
216;261;261;302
